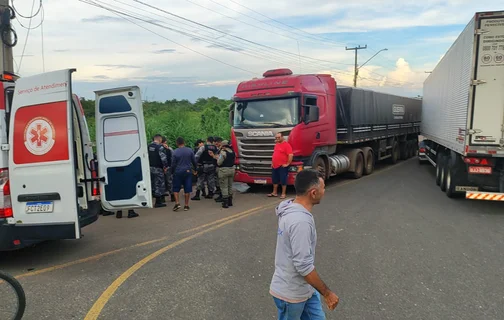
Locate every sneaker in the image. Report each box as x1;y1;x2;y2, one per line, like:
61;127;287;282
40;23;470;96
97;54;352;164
184;206;190;211
173;203;181;211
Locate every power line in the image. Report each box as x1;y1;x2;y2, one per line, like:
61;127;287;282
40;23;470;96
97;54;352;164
17;0;36;74
91;0;353;76
82;0;403;87
40;3;44;72
78;0;257;75
107;0;339;72
225;0;351;48
132;0;353;68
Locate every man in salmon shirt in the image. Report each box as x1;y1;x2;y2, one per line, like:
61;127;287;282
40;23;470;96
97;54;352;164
268;133;294;199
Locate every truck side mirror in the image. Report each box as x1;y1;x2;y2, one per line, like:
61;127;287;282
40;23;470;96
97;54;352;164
228;102;234;126
303;105;319;124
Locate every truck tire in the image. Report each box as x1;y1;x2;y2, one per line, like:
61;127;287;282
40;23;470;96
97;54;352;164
351;152;364;179
445;164;457;198
364;149;374;175
435;153;443;186
407;141;415;159
400;142;408;160
440;155;448;192
390;142;399;164
445;153;465;198
314;156;327;180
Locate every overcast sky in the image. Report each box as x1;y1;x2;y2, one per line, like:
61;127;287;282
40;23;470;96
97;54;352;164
11;0;500;101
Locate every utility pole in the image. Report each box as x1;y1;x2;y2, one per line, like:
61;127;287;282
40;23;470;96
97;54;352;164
346;45;367;87
0;0;15;75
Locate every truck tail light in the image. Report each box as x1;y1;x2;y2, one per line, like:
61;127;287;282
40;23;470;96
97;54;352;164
419;147;426;153
0;179;12;219
464;157;491;166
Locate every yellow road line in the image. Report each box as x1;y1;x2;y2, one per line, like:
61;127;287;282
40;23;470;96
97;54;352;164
177;203;276;235
84;159;413;319
14;204;275;280
83;206;271;320
15;237;170;280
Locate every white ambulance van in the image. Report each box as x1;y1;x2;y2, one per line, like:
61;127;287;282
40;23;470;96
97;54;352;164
0;68;152;251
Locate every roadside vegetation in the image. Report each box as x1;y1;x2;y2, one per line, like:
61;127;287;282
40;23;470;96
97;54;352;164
80;97;233;148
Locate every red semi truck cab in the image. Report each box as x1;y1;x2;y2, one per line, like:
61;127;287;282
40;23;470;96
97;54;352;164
230;68;332;185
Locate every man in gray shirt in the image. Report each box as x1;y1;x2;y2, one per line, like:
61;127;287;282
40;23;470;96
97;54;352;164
270;169;339;319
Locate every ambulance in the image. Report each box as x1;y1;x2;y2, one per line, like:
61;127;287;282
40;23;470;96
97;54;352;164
0;69;152;251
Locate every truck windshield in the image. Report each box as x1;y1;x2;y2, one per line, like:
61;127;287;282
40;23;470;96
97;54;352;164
234;97;299;128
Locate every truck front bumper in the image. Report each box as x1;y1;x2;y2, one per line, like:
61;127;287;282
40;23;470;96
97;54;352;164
234;170;297;186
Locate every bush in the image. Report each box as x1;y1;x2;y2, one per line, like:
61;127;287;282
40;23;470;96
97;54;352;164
82;97;232;148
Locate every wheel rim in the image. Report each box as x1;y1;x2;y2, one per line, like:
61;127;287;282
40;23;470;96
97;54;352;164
447;170;451;190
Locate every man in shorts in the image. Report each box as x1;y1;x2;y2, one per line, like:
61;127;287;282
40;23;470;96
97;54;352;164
171;137;197;211
268;133;293;199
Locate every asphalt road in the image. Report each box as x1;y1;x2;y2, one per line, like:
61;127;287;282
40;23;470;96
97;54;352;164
1;158;503;320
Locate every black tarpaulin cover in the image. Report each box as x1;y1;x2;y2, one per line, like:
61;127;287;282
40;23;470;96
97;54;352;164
336;86;422;127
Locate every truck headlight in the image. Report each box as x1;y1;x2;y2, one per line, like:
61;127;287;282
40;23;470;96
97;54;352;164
288;165;302;172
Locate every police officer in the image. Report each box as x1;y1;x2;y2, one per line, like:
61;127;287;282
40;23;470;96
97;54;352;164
192;139;205;199
193;136;219;200
213;137;223;198
209;140;235;208
149;134;169;208
161;136;175;203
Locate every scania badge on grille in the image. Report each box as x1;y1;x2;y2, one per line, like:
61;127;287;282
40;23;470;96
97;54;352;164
247;130;274;137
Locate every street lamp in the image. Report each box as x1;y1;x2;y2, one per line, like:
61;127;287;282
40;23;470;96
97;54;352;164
355;48;388;87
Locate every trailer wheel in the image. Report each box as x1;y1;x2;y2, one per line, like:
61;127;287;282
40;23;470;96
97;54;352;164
440;155;448;192
435;153;443;186
351;152;364;179
314;156;327;180
445;165;456;198
407;141;415;159
390;142;399;164
445;154;465;198
400;142;408;160
364;149;374;175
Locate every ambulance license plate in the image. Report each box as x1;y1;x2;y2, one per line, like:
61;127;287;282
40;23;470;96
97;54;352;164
254;179;267;184
26;201;54;213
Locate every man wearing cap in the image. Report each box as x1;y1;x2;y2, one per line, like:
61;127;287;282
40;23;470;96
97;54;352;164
209;140;235;208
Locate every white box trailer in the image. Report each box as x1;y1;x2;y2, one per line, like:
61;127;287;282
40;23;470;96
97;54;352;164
420;10;504;200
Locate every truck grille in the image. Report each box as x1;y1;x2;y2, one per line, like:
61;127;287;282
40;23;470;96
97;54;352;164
236;137;275;176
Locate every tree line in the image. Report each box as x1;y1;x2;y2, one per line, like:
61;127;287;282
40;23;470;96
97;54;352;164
80;97;233;148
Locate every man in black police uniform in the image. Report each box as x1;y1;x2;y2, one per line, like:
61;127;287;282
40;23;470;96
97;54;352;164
149;134;169;208
193;136;219;200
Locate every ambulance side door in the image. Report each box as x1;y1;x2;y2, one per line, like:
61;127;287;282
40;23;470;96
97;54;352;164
95;86;152;211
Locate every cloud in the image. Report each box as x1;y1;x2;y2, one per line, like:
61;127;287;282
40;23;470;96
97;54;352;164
206;44;244;52
152;49;176;54
95;64;141;69
196;79;241;87
81;15;123;23
93;75;111;80
12;0;494;101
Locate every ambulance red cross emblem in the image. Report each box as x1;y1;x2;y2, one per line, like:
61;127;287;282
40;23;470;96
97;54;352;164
24;117;56;155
